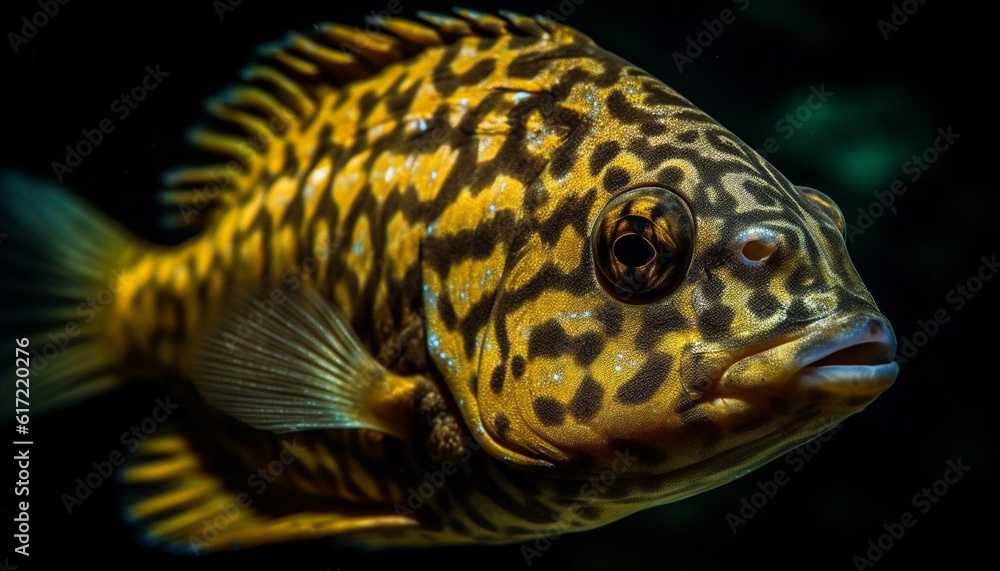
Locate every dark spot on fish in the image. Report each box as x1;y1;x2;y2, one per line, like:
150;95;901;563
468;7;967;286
524;185;549;214
459;289;497;359
508;34;541;49
490;364;506;394
595;301;624;337
640;122;667;136
698;304;735;340
748;291;781;319
643;87;690;108
603;166;630;193
568;375;604;421
511;355;526;379
387;81;421;115
615;353;672;405
574;332;603;366
494;412;510;437
577;506;602;521
699;266;726;300
527;320;566;360
356;91;380;121
533;397;566;426
438;294;458;329
477;36;499;50
549;123;585;180
743;179;779;207
537;188;595;246
607;90;642;124
635;305;685;351
590;141;621;176
506;44;592;79
677;130;698;144
528;319;605;365
459;59;496;87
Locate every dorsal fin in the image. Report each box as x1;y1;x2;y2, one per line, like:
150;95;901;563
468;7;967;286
159;9;588;231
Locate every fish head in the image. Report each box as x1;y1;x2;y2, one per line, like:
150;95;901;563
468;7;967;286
455;63;898;491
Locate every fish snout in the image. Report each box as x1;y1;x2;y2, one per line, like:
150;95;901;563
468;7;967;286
791;314;898;399
717;313;898;404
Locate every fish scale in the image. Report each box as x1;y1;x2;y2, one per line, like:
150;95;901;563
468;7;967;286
0;8;898;552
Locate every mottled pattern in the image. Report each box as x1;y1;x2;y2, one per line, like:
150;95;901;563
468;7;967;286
97;9;894;549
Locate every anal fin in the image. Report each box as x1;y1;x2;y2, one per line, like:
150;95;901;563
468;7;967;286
120;427;417;554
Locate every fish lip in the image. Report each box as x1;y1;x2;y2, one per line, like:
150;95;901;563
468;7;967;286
718;312;899;393
795;362;899;394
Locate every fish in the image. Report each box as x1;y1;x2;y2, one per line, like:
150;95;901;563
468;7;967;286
1;7;898;554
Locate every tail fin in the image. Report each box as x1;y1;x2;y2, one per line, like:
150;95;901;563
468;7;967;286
1;170;141;414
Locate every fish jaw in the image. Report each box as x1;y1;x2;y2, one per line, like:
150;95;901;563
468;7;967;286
500;311;899;481
631;312;899;481
715;312;898;402
535;312;898;513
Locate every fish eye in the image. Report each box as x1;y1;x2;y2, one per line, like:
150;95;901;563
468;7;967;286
592;187;694;303
797;186;846;237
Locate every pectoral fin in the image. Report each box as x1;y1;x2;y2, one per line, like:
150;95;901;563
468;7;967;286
189;286;418;439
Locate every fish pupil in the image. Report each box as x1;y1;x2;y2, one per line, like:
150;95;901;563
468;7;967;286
614;233;657;268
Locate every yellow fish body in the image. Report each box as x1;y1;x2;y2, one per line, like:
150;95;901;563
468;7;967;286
1;9;898;553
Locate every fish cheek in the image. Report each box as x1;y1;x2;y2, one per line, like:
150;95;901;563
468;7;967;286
466;308;555;465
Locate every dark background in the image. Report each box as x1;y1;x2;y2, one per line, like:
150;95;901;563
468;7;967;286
2;0;996;569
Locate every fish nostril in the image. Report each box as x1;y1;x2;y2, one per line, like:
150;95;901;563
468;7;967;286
741;240;774;262
734;228;779;265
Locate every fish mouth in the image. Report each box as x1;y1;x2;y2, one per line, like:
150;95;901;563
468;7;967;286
550;317;898;503
717;313;899;399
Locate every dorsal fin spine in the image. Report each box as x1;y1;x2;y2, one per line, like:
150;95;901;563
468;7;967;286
159;10;558;232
